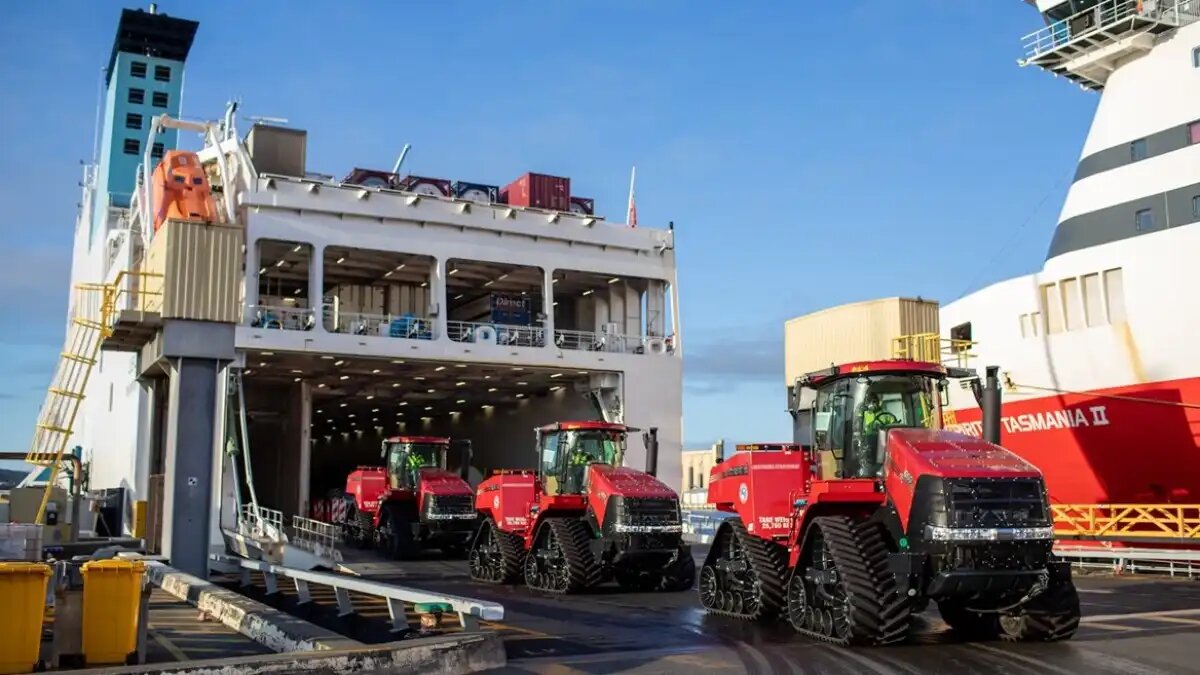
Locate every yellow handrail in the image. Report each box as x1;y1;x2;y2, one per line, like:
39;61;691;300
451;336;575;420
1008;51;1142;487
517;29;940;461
891;333;976;368
1051;504;1200;540
27;270;163;524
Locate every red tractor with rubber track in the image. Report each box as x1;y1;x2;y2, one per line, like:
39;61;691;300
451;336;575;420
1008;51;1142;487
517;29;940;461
699;360;1080;645
340;436;476;559
467;421;694;594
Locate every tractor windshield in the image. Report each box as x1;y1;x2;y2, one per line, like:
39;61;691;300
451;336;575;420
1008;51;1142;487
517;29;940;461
540;428;626;495
813;373;938;479
385;442;446;489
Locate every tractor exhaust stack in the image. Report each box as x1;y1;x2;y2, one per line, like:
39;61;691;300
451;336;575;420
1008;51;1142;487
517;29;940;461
644;427;659;477
982;365;1002;445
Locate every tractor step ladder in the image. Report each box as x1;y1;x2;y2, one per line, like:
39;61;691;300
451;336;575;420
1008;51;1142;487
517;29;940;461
26;283;113;523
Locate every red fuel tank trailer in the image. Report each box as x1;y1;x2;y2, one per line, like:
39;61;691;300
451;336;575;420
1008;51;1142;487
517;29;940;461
699;361;1079;646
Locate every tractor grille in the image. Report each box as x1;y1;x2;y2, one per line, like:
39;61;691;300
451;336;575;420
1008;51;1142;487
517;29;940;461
620;497;681;528
946;479;1048;528
427;494;474;514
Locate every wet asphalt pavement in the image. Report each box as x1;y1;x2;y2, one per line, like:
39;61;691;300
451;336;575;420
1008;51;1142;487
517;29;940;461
232;546;1200;674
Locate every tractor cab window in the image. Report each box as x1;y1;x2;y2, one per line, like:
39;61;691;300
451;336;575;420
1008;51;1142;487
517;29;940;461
540;428;626;495
813;374;937;479
385;442;444;489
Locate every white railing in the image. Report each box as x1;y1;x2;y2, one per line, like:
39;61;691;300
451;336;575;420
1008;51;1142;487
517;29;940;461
246;304;316;331
447;320;545;347
1022;0;1198;59
216;554;504;632
240;504;287;542
329;312;435;340
554;329;674;355
289;515;343;563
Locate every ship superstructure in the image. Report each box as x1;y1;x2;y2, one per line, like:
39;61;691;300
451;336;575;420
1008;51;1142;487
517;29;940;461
36;5;682;574
941;0;1200;504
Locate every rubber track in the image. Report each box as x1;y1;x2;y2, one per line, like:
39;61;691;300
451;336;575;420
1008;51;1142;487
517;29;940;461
532;518;602;594
794;516;910;646
470;519;526;584
1002;582;1080;642
701;518;788;621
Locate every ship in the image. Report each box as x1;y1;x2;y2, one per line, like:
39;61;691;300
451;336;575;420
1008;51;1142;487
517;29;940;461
27;4;682;574
940;0;1200;505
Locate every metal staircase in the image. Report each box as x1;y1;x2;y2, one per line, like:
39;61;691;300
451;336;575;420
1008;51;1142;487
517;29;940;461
25;283;114;523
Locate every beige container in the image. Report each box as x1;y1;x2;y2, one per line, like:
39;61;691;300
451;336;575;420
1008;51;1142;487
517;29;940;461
784;297;940;385
144;219;244;323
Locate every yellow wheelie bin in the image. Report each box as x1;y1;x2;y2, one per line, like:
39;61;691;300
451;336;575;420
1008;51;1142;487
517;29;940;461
0;562;51;675
80;559;145;665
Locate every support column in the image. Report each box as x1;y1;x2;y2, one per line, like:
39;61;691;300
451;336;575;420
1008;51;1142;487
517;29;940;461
646;280;665;337
161;357;223;577
210;365;232;556
432;257;448;340
542;268;555;348
297;380;313;516
133;378;156;505
244;237;260;325
311;244;326;334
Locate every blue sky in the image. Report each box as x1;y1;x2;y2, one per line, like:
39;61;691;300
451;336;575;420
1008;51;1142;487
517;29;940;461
0;1;1095;466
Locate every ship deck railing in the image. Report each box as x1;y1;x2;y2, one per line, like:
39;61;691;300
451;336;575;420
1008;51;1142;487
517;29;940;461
891;333;975;369
332;312;436;340
447;320;544;347
1021;0;1199;61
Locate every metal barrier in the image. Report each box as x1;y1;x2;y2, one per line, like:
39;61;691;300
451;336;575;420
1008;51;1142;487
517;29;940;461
1055;545;1200;578
246;304;315;331
891;333;975;368
448;320;544;347
1020;0;1197;60
331;312;434;340
217;555;504;632
1052;504;1200;541
240;504;287;541
289;516;343;564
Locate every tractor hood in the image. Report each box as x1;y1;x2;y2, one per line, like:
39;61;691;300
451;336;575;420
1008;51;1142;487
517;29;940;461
417;467;473;496
589;464;677;499
888;428;1042;479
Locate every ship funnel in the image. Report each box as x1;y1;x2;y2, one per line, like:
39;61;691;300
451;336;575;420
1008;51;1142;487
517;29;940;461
982;365;1002;445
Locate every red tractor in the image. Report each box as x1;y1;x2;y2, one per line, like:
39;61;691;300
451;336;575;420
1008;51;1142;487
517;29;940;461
467;421;694;594
700;360;1079;645
340;436;476;558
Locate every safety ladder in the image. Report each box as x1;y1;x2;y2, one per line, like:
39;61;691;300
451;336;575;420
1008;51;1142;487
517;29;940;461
26;282;113;523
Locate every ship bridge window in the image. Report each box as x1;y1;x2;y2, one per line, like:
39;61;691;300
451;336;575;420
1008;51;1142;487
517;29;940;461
446;259;545;347
154;65;171;82
152;91;169;108
125;113;142;130
1190;121;1200;145
252;239;315;331
323;246;436;339
128;88;144;105
130;61;146;78
1135;208;1154;232
1130;138;1148;162
122;138;139;155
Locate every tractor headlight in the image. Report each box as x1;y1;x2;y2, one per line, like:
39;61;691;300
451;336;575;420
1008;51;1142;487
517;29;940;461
925;525;1054;542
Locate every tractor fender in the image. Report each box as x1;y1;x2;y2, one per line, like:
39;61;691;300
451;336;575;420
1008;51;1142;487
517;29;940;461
701;518;740;569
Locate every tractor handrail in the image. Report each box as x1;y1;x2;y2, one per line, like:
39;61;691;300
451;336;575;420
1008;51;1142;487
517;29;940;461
217;555;504;632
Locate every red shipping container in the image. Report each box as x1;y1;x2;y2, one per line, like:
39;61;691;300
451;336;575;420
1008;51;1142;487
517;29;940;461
502;172;571;212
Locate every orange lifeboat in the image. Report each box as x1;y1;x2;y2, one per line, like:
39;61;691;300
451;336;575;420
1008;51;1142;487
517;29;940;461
151;150;218;232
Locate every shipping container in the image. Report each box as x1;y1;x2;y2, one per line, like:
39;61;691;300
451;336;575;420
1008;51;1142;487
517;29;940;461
342;167;396;188
569;196;595;215
502;172;571;211
143;219;244;323
452;181;498;204
783;297;940;385
245;123;307;177
397;175;451;197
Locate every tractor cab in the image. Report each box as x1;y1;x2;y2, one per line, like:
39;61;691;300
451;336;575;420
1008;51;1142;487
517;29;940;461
535;421;628;495
381;436;451;490
798;361;948;480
